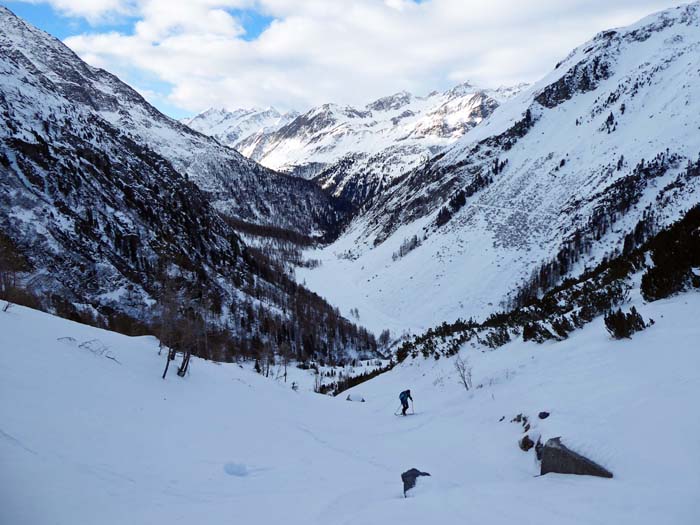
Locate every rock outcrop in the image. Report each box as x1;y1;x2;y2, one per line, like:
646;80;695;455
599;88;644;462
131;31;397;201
540;437;613;478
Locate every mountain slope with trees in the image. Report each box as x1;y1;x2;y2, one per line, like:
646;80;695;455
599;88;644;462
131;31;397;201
0;6;344;237
0;6;377;367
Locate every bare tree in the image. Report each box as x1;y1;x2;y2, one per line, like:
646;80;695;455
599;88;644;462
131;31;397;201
378;329;391;348
454;354;472;392
175;281;214;378
279;342;291;383
0;234;28;305
177;303;207;378
156;279;179;356
156;277;180;379
313;367;322;393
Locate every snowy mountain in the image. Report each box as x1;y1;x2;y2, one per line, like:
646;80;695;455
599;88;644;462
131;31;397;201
182;106;298;151
188;83;523;207
298;2;700;334
0;5;375;361
0;6;342;237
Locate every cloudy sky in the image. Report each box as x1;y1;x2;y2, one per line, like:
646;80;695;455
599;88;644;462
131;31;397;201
5;0;687;118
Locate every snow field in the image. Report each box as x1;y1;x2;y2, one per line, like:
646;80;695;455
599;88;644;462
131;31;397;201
2;291;699;524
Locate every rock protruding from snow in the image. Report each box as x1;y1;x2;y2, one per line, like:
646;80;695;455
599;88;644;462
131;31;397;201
519;434;535;452
540;437;613;478
346;394;365;402
401;468;431;497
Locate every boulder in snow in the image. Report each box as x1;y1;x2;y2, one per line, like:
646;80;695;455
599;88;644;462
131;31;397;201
346;394;365;402
401;468;431;497
540;437;613;478
538;411;550;419
519;434;535;452
535;437;544;460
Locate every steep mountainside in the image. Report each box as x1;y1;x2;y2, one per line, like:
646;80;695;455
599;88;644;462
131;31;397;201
0;6;376;362
0;7;343;236
189;84;522;207
299;2;700;334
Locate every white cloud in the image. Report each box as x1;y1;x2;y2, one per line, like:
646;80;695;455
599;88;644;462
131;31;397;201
42;0;689;115
27;0;138;22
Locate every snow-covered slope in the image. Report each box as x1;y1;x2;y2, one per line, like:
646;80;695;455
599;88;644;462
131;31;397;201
242;84;515;176
2;289;698;524
182;106;298;150
0;6;342;235
299;2;700;334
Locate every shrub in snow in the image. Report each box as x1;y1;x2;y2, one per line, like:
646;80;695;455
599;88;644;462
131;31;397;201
454;354;472;392
346;394;365;402
522;322;555;343
604;307;647;339
391;235;422;261
641;204;700;301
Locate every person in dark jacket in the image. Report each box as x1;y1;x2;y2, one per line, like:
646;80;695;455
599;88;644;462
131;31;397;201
399;389;413;416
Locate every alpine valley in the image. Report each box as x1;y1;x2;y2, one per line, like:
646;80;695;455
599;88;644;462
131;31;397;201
185;5;700;334
1;2;699;524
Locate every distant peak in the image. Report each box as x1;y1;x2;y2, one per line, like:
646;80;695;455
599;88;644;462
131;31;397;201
366;91;413;112
444;81;479;99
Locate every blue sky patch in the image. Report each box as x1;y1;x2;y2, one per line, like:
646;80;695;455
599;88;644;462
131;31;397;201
228;8;274;41
4;1;137;38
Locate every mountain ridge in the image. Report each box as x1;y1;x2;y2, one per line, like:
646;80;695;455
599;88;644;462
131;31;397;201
0;5;345;237
185;81;526;208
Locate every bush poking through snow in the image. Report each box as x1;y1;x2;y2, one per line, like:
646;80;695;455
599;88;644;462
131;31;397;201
392;235;422;261
604;307;648;339
454;354;472;392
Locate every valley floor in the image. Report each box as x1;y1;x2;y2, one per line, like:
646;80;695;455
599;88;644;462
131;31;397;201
1;293;699;525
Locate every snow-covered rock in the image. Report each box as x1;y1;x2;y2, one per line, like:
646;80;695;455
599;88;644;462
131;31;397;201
540;437;614;478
